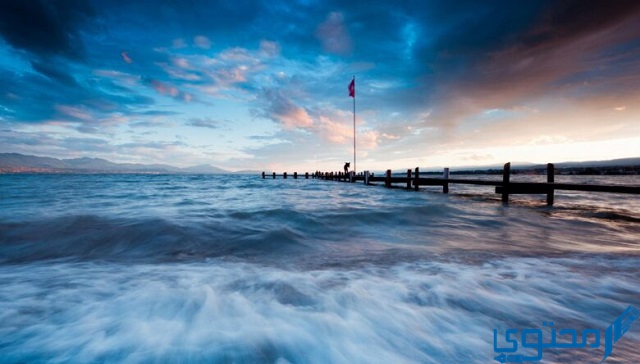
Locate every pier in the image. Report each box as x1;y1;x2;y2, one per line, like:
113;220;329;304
262;163;640;206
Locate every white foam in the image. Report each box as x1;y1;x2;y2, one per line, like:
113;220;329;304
1;257;638;363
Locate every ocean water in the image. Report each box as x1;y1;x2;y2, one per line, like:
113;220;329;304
0;174;639;363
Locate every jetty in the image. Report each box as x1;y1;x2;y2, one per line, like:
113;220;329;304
262;163;640;206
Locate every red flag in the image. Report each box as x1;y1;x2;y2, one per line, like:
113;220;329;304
348;78;355;98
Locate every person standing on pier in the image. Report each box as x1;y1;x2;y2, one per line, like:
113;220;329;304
344;162;350;174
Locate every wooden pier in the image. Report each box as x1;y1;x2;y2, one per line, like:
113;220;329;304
262;163;640;206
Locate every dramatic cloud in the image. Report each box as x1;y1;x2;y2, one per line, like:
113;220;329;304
30;60;79;87
1;0;639;171
0;0;94;59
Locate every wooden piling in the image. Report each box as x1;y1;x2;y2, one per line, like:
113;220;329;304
502;162;511;204
263;161;639;208
443;167;450;194
547;163;555;206
305;172;309;179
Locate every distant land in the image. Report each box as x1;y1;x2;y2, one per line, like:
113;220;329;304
0;153;260;174
0;153;639;175
414;158;640;176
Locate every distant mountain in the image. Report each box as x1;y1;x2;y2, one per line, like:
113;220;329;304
0;153;69;169
392;157;639;175
180;164;229;174
0;153;232;174
551;157;640;168
64;157;125;170
233;169;262;175
492;158;640;172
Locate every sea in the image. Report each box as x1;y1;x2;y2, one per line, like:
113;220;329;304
0;173;638;363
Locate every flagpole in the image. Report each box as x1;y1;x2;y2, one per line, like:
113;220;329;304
353;75;356;174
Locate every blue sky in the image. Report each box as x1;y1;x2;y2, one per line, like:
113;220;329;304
1;0;639;171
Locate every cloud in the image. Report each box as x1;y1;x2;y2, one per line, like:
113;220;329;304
259;40;280;57
186;117;225;129
55;105;92;121
312;110;378;150
417;0;640;136
156;61;202;81
2;0;640;169
314;115;351;144
121;51;133;64
0;0;94;59
30;60;79;87
260;88;312;129
172;38;187;49
519;0;640;49
142;77;193;102
194;35;212;49
315;12;352;55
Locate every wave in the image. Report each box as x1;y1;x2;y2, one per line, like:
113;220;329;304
0;256;638;363
0;214;315;264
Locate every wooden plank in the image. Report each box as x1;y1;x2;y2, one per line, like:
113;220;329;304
496;184;552;194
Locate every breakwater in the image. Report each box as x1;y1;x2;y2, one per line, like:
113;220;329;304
263;162;640;206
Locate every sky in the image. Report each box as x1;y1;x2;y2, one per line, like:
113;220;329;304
1;0;639;172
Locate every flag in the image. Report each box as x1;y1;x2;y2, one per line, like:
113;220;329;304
348;78;355;98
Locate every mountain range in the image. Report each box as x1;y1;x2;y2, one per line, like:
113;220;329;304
0;153;258;174
1;153;638;175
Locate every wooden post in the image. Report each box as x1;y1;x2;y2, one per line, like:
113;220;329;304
284;172;287;179
305;172;309;179
364;171;369;185
414;167;419;191
443;167;450;194
502;162;511;204
262;171;265;179
272;172;276;179
294;172;298;179
385;169;391;188
547;163;555;206
407;169;412;189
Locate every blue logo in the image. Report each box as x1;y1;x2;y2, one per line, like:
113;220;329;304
493;305;639;363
